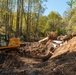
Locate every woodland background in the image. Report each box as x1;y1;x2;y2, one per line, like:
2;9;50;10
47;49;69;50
0;0;76;41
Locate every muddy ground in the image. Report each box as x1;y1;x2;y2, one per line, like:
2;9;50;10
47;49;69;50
0;37;76;75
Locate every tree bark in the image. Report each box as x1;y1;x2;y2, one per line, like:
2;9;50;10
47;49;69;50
15;0;20;37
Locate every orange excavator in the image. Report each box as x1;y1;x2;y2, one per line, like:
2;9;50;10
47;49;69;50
0;35;20;50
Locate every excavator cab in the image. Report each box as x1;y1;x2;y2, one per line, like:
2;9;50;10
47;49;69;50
0;35;9;46
0;35;20;50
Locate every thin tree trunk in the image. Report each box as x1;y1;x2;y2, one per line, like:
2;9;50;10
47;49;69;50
25;0;30;41
5;0;9;35
20;0;23;36
15;0;20;37
34;10;40;41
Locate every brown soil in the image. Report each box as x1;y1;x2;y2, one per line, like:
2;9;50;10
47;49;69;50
0;37;76;75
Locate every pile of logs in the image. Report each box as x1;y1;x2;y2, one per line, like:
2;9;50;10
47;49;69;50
38;31;76;61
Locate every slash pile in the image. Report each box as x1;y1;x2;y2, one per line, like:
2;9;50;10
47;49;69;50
0;32;76;75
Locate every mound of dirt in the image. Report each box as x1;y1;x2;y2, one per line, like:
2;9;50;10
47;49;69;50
51;37;76;58
0;37;76;75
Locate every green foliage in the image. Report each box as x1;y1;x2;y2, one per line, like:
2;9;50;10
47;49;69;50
38;15;47;36
68;7;76;19
67;0;75;8
69;13;76;26
1;0;76;40
56;26;67;35
48;11;61;20
66;7;76;33
72;26;76;32
45;11;62;35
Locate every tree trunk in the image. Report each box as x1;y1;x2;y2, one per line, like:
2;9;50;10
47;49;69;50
5;0;9;35
15;0;20;37
20;0;23;36
25;0;30;41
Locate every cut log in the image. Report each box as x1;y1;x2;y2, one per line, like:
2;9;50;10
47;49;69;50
57;35;64;41
38;37;49;44
63;34;72;41
52;40;63;44
72;32;76;37
42;52;53;62
47;31;57;40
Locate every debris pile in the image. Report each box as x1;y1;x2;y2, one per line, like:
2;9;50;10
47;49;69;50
0;31;76;75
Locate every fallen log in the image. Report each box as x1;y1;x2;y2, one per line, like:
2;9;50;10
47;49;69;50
38;37;49;44
38;31;57;44
57;35;64;41
72;32;76;37
63;34;72;41
47;31;57;40
42;52;53;62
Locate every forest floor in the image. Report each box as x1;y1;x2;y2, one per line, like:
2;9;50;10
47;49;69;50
0;37;76;75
